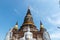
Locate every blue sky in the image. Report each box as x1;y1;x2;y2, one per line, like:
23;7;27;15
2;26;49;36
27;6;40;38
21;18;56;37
0;0;60;40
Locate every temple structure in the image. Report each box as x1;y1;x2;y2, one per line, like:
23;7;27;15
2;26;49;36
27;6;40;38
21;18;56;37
5;8;51;40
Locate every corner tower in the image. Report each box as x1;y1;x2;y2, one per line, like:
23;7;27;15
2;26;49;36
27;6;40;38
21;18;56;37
40;21;51;40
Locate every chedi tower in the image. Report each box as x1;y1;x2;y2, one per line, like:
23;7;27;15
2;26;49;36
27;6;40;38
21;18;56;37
5;8;51;40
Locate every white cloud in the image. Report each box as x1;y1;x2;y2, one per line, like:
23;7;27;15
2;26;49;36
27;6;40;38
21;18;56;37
46;12;60;26
48;25;60;40
50;31;60;40
46;12;60;40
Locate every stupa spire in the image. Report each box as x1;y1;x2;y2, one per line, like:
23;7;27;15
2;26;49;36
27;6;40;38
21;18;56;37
23;8;34;25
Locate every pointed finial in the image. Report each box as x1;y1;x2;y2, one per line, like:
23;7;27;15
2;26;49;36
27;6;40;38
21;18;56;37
40;21;42;25
16;21;18;25
40;21;44;28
